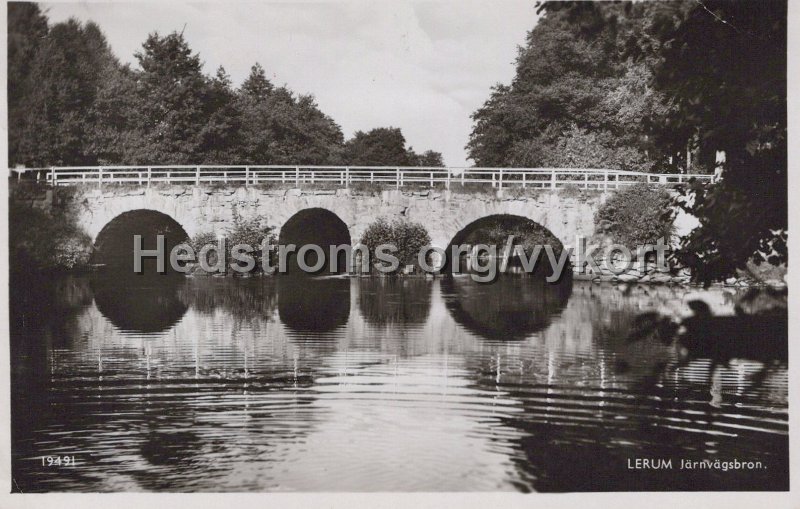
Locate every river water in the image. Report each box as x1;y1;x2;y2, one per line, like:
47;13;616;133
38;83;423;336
10;275;788;492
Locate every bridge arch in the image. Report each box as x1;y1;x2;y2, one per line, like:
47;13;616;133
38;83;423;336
441;214;566;277
91;209;188;273
278;207;352;274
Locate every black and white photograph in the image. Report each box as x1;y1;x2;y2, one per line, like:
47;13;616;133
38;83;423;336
1;0;795;504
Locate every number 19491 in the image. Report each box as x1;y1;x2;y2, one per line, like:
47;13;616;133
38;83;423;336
41;455;76;467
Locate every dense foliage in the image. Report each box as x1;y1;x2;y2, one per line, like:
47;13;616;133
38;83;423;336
594;184;674;249
467;2;670;171
359;218;432;273
638;0;787;284
189;211;277;272
9;187;93;273
343;127;445;167
469;0;787;283
7;3;443;167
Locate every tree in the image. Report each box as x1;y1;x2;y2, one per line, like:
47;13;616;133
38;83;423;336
123;31;211;164
344;127;409;166
199;66;243;164
7;10;444;169
12;18;117;166
639;0;788;283
408;149;445;167
88;63;141;164
237;63;344;164
467;2;669;171
7;2;48;164
240;63;273;100
343;127;442;166
470;0;787;283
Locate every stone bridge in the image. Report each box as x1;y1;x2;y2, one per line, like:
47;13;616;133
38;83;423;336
59;184;697;271
77;185;603;249
13;165;708;272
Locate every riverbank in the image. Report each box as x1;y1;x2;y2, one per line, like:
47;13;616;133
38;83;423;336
181;265;786;289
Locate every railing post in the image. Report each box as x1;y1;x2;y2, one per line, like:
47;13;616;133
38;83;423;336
196;166;200;186
311;170;315;184
50;167;56;186
396;168;400;189
245;166;249;187
498;168;503;189
584;172;588;189
345;166;349;188
604;170;608;191
522;172;526;189
550;170;556;190
147;167;152;188
295;166;300;187
446;170;451;190
98;167;103;189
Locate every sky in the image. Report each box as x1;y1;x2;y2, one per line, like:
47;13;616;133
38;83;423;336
41;1;540;167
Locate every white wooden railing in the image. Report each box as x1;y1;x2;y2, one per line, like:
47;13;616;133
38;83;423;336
11;165;715;190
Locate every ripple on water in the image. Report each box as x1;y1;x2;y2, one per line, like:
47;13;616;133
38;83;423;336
10;277;788;492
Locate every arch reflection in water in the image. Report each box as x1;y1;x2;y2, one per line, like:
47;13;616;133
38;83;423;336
357;278;432;327
442;276;572;340
91;274;188;334
277;276;350;333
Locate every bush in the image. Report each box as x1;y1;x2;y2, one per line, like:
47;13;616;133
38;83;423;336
9;187;93;273
227;209;275;251
359;218;431;273
594;183;674;248
188;231;218;253
186;210;276;273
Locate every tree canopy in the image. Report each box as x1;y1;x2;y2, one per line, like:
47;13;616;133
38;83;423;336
467;2;670;171
468;0;786;283
343;127;445;166
7;5;443;167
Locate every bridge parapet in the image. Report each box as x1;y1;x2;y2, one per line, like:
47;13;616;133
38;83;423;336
13;165;714;190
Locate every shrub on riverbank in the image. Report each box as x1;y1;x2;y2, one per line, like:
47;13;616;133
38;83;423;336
9;186;93;274
186;211;277;274
595;184;673;249
359;218;431;274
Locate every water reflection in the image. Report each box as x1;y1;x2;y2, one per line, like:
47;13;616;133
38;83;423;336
357;278;432;327
278;276;350;333
92;275;187;333
10;275;788;492
178;277;278;319
442;276;572;340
